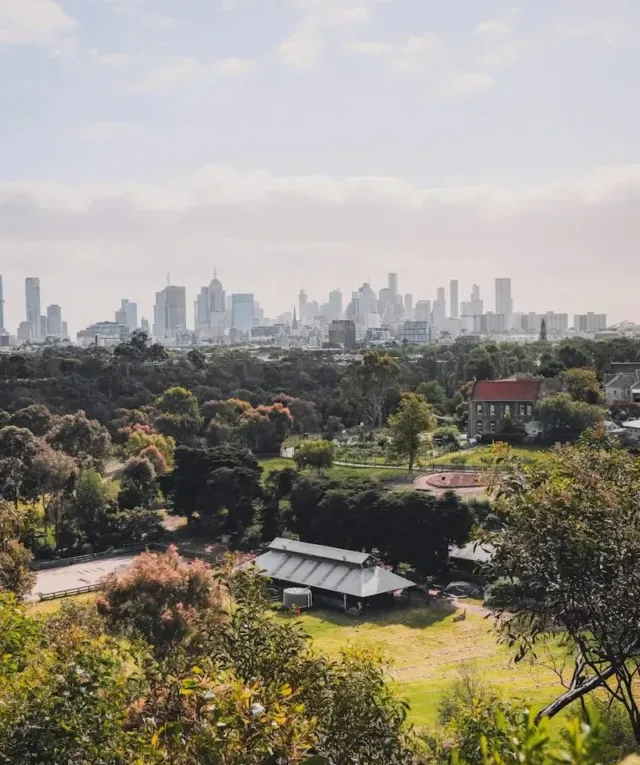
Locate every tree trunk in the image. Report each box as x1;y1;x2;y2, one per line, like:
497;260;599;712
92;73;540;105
535;665;617;723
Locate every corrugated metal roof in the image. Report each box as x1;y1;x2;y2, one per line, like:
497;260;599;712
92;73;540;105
251;548;415;597
268;538;373;566
450;541;495;564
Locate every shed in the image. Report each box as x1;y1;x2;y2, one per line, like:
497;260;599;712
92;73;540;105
249;538;416;610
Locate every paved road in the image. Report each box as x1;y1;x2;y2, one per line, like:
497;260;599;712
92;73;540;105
32;554;137;598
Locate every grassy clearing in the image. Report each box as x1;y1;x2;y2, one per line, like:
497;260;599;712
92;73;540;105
258;457;409;484
291;601;565;731
27;592;97;616
430;445;549;467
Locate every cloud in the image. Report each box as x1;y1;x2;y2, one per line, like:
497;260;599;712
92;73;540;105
2;164;640;329
437;72;493;98
278;19;323;68
348;40;393;55
0;0;75;51
129;56;254;91
474;20;511;39
554;21;629;44
483;40;528;66
348;32;440;74
95;52;130;67
71;122;136;141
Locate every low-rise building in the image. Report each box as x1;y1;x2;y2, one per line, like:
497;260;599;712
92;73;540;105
604;363;640;404
400;321;429;345
468;378;545;439
77;321;129;348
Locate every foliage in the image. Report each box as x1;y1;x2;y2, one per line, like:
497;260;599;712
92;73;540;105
122;425;175;468
341;351;401;428
562;367;602;404
46;410;111;469
486;435;640;741
8;404;54;436
97;546;223;654
117;456;157;510
433;426;461;450
536;393;605;442
388;393;437;471
294;440;336;473
416;380;449;414
0;502;36;599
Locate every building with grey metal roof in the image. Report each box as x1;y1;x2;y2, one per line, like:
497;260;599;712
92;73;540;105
250;538;416;608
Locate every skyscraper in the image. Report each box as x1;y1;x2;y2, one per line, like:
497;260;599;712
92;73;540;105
153;285;186;340
25;278;41;338
388;273;399;295
404;293;413;321
232;294;255;331
329;289;343;320
450;279;459;319
298;289;308;324
471;284;480;301
115;300;137;332
46;305;62;338
495;278;513;316
0;275;4;331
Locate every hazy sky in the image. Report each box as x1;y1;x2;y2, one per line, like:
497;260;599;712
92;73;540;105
1;0;640;333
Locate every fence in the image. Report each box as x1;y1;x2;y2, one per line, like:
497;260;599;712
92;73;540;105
31;543;148;571
39;584;103;602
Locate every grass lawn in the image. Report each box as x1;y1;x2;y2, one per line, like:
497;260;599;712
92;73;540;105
27;592;97;616
291;601;566;731
430;445;550;467
259;456;409;484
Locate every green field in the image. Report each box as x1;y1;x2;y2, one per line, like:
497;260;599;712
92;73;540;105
259;456;409;484
292;601;564;730
430;445;549;467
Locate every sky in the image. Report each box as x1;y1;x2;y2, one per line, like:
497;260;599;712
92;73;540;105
1;0;640;334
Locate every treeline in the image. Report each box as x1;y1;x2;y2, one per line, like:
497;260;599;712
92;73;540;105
1;334;639;431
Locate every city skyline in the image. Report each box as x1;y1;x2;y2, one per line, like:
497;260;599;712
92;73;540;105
2;2;640;334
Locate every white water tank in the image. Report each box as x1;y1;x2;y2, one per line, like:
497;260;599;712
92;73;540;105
283;587;312;609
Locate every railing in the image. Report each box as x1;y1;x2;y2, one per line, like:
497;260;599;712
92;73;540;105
31;543;148;571
39;584;102;602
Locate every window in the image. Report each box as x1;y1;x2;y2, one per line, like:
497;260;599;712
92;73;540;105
519;404;526;416
504;404;511;415
489;404;495;415
527;404;533;416
476;403;483;415
476;421;483;434
490;422;496;433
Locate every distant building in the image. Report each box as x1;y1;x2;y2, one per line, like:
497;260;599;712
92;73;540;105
400;320;429;345
468;378;547;438
574;313;607;332
115;300;138;332
328;319;356;349
140;317;150;335
0;275;4;331
328;289;343;320
231;293;255;331
17;321;33;345
495;278;513;318
77;321;129;348
62;321;69;340
404;293;413;321
450;279;459;319
25;278;41;339
154;285;187;340
40;316;48;339
415;300;431;322
46;305;62;338
388;272;399;295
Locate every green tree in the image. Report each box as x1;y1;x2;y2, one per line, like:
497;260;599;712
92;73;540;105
155;386;200;418
537;393;605;441
388;393;436;471
486;436;640;742
46;411;111;469
341;351;401;428
8;404;54;436
117;456;157;510
0;426;39;506
416;380;448;414
294;440;335;473
0;502;35;599
562;367;602;404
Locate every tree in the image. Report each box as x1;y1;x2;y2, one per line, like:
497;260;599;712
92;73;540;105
294;440;335;473
323;415;344;441
433;426;461;451
562;367;602;404
137;444;169;475
31;443;76;539
536;393;605;442
262;467;298;541
341;351;400;428
288;397;320;434
486;436;640;742
155;386;200;418
0;502;35;599
416;380;448;414
8;404;54;436
117;457;157;510
122;425;175;468
388;393;436;471
46;411;111;469
0;426;39;506
97;546;222;654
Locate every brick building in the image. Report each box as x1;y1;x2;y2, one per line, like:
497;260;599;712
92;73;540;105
468;378;544;439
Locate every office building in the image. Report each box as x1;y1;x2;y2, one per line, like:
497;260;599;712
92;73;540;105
574;313;607;332
0;275;4;331
25;278;41;339
328;320;356;349
231;293;255;331
328;289;343;320
495;278;513;317
450;279;459;319
400;321;429;345
414;300;431;322
378;288;395;323
404;293;413;321
115;300;138;332
62;321;69;340
153;285;187;340
298;290;308;324
77;321;129;348
388;273;398;295
46;305;62;338
140;317;150;335
17;321;32;345
40;316;48;338
432;288;446;327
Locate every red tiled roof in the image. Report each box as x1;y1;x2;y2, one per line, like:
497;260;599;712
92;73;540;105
472;379;542;402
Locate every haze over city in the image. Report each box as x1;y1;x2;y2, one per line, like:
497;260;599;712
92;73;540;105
2;0;640;331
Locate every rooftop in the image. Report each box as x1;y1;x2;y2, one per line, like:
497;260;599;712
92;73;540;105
472;378;543;402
